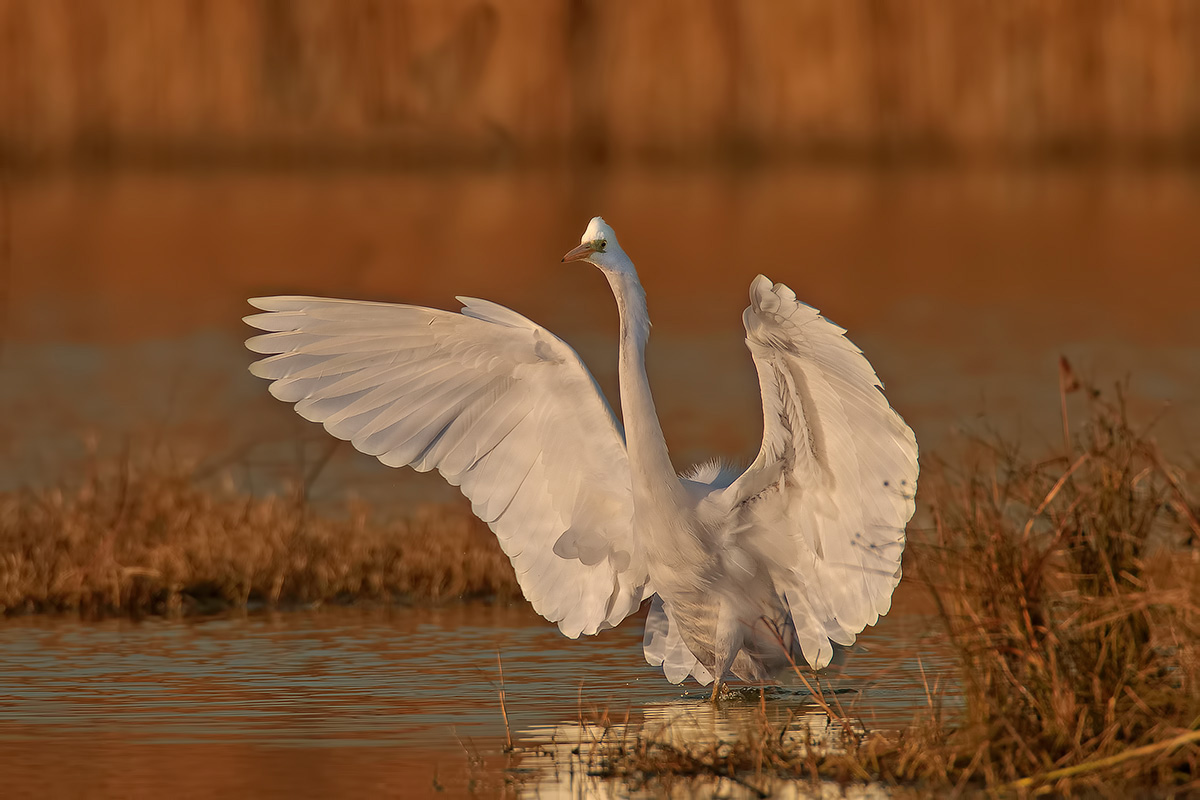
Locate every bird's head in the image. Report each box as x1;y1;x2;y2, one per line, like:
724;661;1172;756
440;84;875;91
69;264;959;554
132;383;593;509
561;216;632;274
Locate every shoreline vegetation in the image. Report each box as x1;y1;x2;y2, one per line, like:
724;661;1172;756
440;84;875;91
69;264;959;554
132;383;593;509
4;3;1200;167
3;384;1199;794
0;458;523;617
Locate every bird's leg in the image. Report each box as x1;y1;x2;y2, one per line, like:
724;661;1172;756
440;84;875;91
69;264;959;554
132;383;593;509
709;600;741;705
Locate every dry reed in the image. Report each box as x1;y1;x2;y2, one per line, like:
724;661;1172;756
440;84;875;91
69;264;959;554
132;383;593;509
917;381;1200;793
0;449;520;616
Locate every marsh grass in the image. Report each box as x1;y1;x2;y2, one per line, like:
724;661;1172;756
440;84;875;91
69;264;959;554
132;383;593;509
0;447;520;616
516;383;1200;796
915;382;1200;792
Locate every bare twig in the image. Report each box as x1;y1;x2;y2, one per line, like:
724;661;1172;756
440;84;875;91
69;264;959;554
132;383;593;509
497;651;513;752
1058;356;1080;454
1006;729;1200;791
1021;452;1089;540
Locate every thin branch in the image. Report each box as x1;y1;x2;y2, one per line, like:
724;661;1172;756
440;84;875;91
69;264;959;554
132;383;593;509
1006;729;1200;791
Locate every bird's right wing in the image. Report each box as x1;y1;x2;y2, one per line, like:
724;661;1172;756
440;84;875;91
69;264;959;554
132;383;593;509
717;275;919;669
245;295;650;637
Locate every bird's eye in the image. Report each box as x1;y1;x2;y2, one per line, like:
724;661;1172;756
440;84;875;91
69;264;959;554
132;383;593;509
596;240;606;251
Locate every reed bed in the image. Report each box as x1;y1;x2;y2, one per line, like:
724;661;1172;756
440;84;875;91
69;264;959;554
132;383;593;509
0;450;520;616
915;383;1200;792
4;1;1200;163
517;383;1200;796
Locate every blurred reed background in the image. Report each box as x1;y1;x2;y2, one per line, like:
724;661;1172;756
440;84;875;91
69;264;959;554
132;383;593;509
2;0;1199;166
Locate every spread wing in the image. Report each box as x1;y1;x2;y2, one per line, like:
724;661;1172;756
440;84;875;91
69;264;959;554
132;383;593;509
718;275;919;669
245;295;651;637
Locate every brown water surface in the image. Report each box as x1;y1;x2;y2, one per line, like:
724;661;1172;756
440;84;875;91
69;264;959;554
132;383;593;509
3;165;1198;500
0;601;949;798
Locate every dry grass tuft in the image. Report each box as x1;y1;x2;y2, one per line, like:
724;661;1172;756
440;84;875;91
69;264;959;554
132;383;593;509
917;382;1200;792
0;450;520;616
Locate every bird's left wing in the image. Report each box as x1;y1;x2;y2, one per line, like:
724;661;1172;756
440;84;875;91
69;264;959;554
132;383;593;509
245;295;650;637
716;275;918;669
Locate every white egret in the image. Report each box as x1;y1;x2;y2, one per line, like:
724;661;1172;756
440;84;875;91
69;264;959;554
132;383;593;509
245;216;918;697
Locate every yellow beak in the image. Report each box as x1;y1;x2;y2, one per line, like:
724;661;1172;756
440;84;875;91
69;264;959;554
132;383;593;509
561;242;594;263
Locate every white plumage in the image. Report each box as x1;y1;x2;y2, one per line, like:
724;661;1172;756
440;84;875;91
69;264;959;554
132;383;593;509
245;216;918;695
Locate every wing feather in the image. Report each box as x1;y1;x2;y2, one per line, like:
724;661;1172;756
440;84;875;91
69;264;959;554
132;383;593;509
245;295;651;636
720;275;918;669
642;596;714;686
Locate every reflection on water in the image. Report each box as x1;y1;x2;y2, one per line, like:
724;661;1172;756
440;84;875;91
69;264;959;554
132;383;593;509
521;709;874;800
528;692;855;756
0;604;952;798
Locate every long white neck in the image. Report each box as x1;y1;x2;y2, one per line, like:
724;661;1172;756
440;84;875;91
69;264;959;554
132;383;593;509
603;266;682;505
